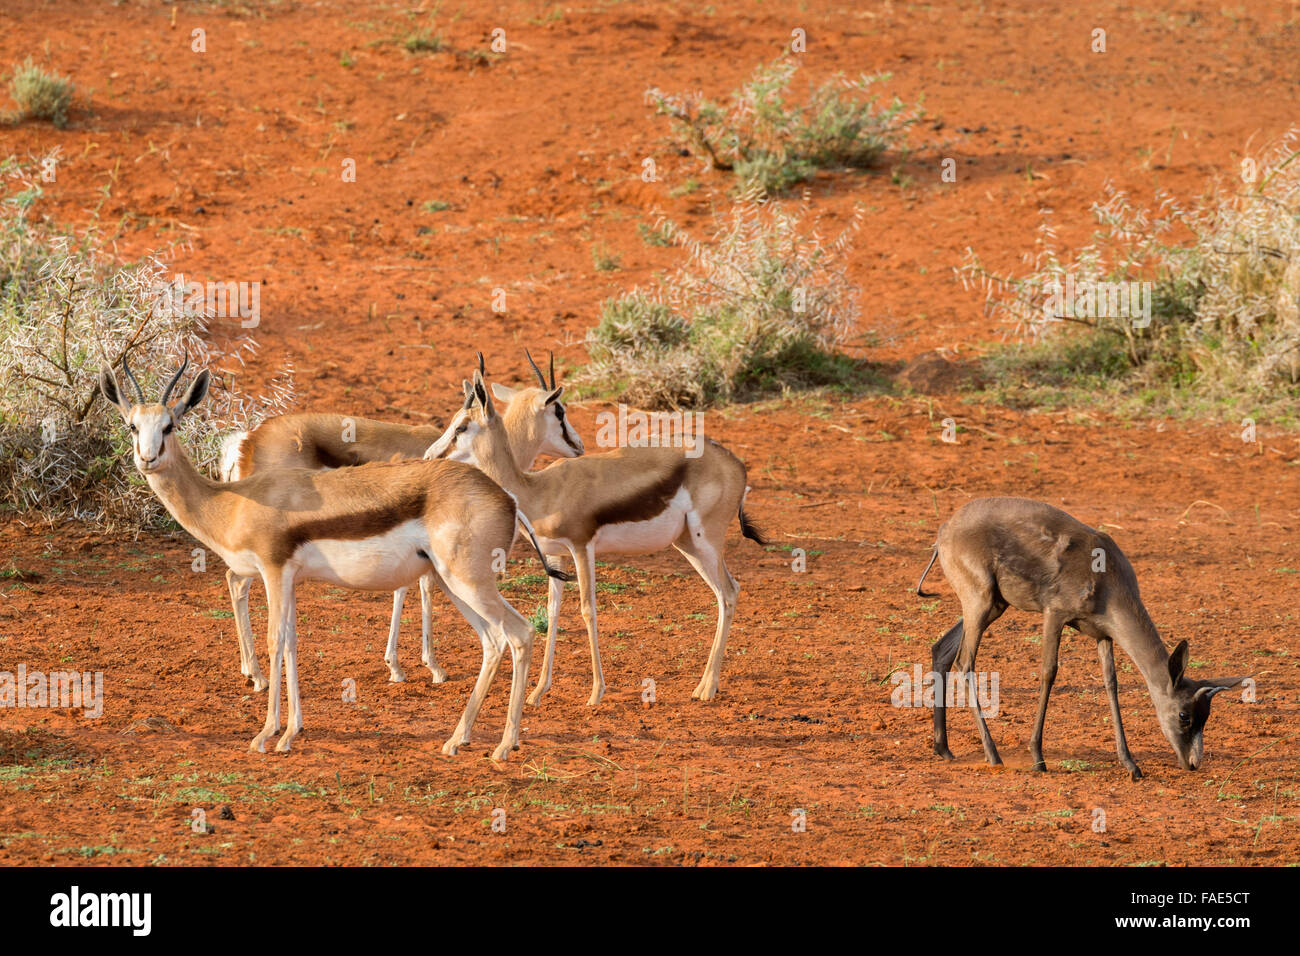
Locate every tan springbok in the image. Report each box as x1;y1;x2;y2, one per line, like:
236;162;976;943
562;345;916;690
916;496;1246;779
100;356;566;759
217;351;584;689
428;363;766;706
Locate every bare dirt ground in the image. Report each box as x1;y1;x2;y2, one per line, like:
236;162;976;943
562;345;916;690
0;0;1297;866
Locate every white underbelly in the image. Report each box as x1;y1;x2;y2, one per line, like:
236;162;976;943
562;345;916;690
292;521;431;591
591;488;691;555
217;548;261;578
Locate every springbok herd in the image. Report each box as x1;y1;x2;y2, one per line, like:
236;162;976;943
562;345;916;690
97;352;1245;777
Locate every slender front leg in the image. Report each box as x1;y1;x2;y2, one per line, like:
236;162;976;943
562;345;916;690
418;572;448;683
573;542;605;706
1029;611;1065;772
527;564;566;706
385;587;408;682
275;583;302;751
251;569;287;753
226;569;267;692
1097;637;1142;781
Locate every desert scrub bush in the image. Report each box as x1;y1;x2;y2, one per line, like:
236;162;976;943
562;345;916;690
647;57;922;195
6;58;73;128
576;190;866;409
0;156;294;531
957;129;1300;417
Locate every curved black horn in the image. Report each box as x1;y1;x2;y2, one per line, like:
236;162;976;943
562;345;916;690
524;349;547;388
161;352;189;406
476;351;486;379
121;356;146;404
549;351;556;390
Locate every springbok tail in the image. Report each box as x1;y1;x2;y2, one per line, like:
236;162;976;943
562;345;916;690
517;511;573;582
737;486;767;546
915;546;940;598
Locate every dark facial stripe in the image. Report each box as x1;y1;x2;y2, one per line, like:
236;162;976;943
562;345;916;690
555;405;583;454
272;490;427;566
591;460;687;530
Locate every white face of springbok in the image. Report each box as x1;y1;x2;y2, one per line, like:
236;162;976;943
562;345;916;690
425;351;584;465
490;380;585;460
98;358;211;475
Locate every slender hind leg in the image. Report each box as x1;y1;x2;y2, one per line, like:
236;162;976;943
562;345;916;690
1029;611;1066;771
434;572;532;760
1097;637;1142;781
952;598;1006;766
226;569;267;692
385;586;409;682
428;574;499;754
572;542;605;706
674;524;738;702
418;572;448;682
931;619;964;760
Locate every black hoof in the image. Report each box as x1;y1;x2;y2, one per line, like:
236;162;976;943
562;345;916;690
1129;766;1143;782
1031;760;1047;772
934;745;955;761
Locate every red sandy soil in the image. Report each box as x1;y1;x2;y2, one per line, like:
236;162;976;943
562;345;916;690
0;0;1297;865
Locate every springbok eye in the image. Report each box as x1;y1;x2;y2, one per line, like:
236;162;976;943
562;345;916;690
1178;711;1189;724
129;424;138;433
454;424;467;436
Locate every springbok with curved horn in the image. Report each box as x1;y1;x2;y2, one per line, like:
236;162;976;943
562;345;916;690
916;496;1247;779
217;351;584;690
100;355;565;758
430;362;766;706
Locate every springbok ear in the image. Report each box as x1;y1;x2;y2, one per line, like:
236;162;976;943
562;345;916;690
98;365;130;417
544;386;564;406
472;369;495;419
461;379;474;410
172;369;210;419
1168;639;1190;686
490;382;518;404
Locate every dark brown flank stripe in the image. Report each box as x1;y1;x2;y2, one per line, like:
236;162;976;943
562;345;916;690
590;460;687;532
313;443;362;470
271;489;429;566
